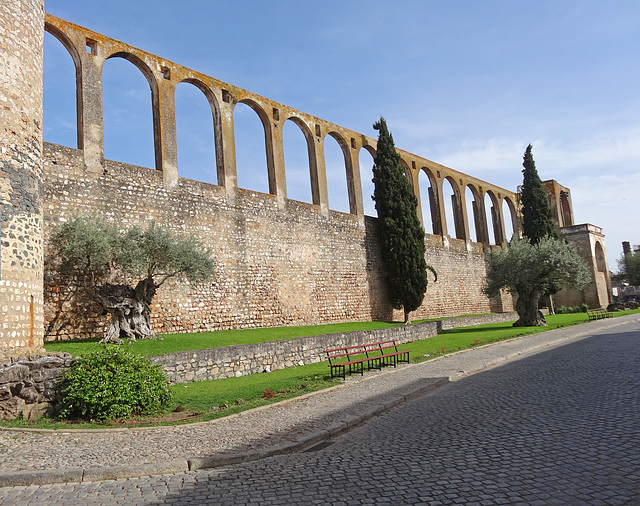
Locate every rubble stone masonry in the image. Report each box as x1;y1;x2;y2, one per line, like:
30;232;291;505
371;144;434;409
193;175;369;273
42;143;513;340
0;0;45;357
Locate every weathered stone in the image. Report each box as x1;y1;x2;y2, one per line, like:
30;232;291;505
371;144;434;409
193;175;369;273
18;386;41;403
20;401;52;420
0;397;26;421
0;385;12;402
0;0;45;358
0;364;30;384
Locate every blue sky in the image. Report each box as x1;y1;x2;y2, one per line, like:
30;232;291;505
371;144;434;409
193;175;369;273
43;0;640;264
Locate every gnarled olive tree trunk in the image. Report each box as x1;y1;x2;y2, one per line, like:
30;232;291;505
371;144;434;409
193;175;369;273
96;278;159;344
513;290;547;327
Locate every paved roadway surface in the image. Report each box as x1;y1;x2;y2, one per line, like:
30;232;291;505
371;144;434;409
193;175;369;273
1;316;639;505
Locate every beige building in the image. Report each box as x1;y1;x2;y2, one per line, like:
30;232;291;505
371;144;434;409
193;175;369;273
543;180;612;310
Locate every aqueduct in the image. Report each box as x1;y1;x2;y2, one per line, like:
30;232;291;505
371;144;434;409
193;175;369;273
42;14;520;244
0;3;611;356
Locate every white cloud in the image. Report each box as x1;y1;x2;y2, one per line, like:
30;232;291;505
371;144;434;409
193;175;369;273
403;130;640;263
569;172;640;263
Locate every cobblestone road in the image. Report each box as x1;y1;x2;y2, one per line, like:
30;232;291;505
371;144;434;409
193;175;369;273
1;321;639;505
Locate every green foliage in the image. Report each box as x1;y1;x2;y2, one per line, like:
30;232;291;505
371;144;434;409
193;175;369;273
520;144;557;244
618;250;640;286
485;237;591;299
485;237;591;325
57;346;172;421
49;216;216;287
48;216;216;341
372;117;436;319
49;216;120;279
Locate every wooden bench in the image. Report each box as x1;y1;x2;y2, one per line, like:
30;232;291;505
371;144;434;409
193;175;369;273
587;308;614;321
324;340;410;379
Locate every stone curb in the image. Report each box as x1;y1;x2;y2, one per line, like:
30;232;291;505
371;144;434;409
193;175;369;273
0;314;637;488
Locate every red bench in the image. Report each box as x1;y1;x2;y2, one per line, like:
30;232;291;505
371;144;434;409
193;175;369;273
324;340;410;379
587;308;614;321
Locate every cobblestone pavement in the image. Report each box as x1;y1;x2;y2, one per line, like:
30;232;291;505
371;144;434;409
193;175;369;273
1;316;639;504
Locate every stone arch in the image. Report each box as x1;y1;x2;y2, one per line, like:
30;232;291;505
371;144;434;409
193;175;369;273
361;145;377;158
418;167;441;236
465;184;483;243
359;146;376;217
43;22;82;148
106;52;158;89
484;189;502;245
502;196;519;242
174;78;223;184
442;176;465;240
102;52;159;169
233;99;273;194
283;116;315;204
325;131;354;214
44;22;82;69
595;241;607;273
287;116;323;205
399;158;413;182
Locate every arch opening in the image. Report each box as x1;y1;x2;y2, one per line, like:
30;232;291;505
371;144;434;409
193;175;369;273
484;191;498;245
502;197;518;242
465;185;480;242
359;147;376;217
324;133;350;214
418;168;440;235
234;101;270;194
175;81;218;185
43;31;78;148
595;241;607;273
283;118;313;204
443;177;464;240
102;56;155;168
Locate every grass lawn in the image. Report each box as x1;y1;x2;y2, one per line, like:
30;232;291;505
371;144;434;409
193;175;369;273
42;313;496;357
43;320;407;357
6;309;636;430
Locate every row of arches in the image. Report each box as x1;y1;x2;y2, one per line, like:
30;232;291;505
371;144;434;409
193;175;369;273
43;14;520;245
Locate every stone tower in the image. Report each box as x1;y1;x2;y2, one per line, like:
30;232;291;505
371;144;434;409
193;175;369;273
543;180;613;309
0;0;45;357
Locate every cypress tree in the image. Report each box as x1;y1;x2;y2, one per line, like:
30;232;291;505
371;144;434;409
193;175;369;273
521;144;557;244
372;117;436;323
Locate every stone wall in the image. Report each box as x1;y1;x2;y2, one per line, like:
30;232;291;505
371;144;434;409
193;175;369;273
556;224;613;309
150;312;518;384
0;312;517;418
0;0;45;358
42;143;514;341
0;352;72;421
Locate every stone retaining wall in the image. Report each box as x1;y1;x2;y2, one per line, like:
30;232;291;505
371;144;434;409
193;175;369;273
0;353;72;421
150;312;518;384
0;312;517;419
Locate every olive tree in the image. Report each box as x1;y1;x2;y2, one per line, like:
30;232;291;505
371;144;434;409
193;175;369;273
484;237;590;326
49;216;216;343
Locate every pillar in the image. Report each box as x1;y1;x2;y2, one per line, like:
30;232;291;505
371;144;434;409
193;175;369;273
0;0;45;357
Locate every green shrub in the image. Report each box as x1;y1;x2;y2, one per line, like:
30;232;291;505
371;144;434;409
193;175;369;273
57;346;172;422
557;306;567;314
580;303;589;313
